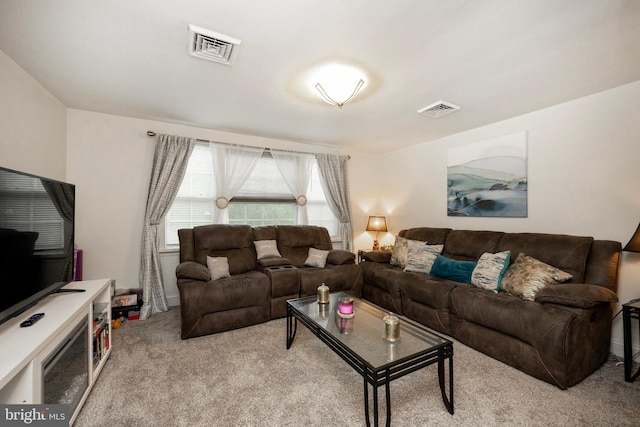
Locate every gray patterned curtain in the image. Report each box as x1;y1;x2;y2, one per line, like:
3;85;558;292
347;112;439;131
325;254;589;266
140;134;194;320
315;154;354;251
41;181;74;282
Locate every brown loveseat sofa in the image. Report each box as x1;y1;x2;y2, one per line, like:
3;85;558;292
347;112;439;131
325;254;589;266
176;224;362;339
360;227;621;389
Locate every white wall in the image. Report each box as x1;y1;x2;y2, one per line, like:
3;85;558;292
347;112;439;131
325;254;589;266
4;42;637;357
66;110;355;305
376;80;640;356
0;50;66;180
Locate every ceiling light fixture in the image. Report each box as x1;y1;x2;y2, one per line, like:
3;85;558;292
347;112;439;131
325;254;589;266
310;64;366;109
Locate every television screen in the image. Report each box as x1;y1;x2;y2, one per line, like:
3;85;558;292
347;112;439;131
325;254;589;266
0;166;75;326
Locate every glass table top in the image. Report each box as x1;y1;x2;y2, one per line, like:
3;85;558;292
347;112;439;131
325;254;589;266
288;292;451;370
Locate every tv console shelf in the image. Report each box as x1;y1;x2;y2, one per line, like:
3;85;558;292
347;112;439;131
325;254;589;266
0;279;112;425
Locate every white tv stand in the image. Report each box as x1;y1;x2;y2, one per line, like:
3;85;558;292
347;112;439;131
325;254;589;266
0;279;112;425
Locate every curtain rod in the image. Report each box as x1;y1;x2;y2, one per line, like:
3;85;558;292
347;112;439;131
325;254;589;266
146;130;350;159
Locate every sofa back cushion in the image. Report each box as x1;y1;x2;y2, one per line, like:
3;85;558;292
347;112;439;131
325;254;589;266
192;224;257;275
253;225;277;241
276;225;333;267
400;227;451;244
497;233;593;283
443;230;503;261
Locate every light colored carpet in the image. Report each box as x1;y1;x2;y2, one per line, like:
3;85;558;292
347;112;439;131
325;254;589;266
76;307;639;426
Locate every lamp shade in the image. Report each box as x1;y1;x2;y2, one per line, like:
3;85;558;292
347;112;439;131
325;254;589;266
366;216;388;232
624;223;640;252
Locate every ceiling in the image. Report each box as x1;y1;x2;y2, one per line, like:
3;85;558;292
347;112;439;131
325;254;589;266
1;0;639;155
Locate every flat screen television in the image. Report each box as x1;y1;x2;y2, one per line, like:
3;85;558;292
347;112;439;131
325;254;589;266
0;166;75;326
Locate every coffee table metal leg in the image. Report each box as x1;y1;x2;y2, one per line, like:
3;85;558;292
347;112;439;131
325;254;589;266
363;370;392;427
385;369;391;427
363;376;370;427
286;306;297;349
438;351;454;415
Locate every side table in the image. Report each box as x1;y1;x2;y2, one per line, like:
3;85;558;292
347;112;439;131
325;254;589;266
622;299;640;382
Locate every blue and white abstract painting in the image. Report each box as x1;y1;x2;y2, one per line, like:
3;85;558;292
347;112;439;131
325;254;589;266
447;132;527;217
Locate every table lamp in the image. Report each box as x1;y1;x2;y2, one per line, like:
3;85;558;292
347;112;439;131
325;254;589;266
366;215;388;250
624;222;640;252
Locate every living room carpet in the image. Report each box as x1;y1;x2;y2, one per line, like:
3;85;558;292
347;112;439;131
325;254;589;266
76;307;639;426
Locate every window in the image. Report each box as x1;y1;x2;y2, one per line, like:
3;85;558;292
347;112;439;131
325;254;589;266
0;171;64;251
163;143;339;249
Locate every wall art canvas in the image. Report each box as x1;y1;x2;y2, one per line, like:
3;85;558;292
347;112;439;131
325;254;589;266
447;132;527;217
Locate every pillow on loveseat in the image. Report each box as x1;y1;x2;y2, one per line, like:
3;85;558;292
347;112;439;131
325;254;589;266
304;247;329;268
501;253;573;301
206;256;231;280
254;240;282;259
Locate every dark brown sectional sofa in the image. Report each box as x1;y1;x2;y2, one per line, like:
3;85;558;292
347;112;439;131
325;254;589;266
176;224;362;339
360;227;622;389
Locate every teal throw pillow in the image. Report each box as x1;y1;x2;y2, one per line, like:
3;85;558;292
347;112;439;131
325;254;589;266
429;254;477;284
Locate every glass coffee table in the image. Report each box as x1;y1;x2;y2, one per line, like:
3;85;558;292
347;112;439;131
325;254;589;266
286;292;454;426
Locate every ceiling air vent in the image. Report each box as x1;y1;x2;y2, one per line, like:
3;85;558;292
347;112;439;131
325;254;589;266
417;100;461;118
188;24;241;66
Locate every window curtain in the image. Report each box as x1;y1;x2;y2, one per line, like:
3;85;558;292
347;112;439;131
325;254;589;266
41;181;74;281
210;143;264;224
315;154;354;251
140;134;194;320
271;150;314;224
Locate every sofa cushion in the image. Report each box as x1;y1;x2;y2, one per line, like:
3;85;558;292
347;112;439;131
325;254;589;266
206;256;231;280
471;251;511;292
430;255;477;284
400;275;459;334
497;232;592;283
501;253;573;301
400;227;451;244
403;242;443;274
443;230;503;261
299;264;363;298
276;225;333;267
193;224;256;275
254;240;282;259
449;285;576;347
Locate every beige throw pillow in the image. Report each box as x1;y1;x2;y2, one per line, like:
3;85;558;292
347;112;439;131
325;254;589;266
501;253;572;301
304;248;329;268
254;240;281;259
206;256;231;281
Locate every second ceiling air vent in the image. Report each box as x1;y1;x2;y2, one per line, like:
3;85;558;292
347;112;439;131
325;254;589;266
417;100;461;118
188;24;241;66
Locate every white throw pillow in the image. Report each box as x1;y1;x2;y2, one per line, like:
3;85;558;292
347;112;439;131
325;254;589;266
304;247;329;268
254;240;281;259
206;256;231;281
471;251;511;293
403;241;444;274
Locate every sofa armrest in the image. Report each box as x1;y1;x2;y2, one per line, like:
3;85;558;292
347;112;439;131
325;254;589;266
176;261;210;281
327;249;356;265
535;283;618;308
362;251;392;263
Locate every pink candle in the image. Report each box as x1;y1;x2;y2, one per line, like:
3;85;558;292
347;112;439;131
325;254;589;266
338;297;354;315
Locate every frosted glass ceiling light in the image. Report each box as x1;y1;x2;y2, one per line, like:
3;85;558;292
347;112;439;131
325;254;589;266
310;64;366;109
